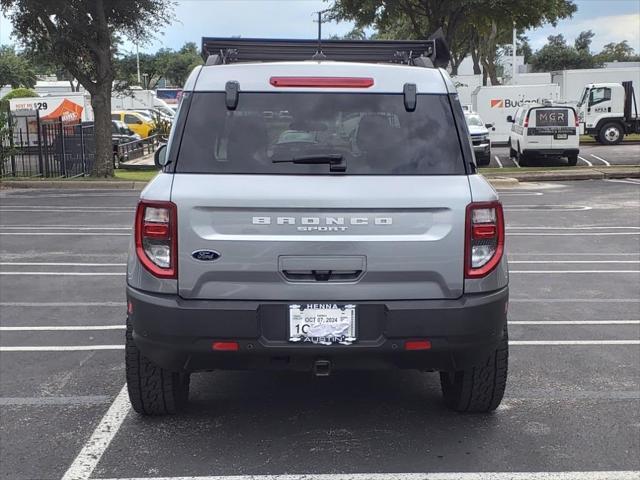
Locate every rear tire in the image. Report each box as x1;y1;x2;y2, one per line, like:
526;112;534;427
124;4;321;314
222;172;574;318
509;141;517;159
440;326;508;413
567;154;578;166
516;148;528;167
126;318;190;415
598;122;624;145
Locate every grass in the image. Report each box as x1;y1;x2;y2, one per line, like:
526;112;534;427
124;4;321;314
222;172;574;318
114;169;158;182
580;134;640;143
480;165;639;175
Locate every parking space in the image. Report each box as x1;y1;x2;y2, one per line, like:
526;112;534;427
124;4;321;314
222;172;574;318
485;142;640;168
1;180;639;480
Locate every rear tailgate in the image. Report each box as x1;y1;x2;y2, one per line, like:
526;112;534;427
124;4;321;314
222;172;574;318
173;175;470;301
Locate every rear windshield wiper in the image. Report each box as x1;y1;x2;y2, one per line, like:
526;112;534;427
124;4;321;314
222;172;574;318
272;154;346;172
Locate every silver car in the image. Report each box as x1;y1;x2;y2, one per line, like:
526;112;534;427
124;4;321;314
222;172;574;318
125;38;509;415
465;112;493;166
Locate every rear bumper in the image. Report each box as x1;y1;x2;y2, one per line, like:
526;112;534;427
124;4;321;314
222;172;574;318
523;148;578;157
473;143;491;158
127;286;508;373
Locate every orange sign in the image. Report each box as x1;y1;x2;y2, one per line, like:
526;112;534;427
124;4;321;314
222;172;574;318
41;99;84;123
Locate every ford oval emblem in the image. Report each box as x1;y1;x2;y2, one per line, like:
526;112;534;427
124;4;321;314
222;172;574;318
192;250;221;262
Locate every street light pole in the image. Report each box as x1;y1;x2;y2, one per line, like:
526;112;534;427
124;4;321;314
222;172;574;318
512;21;517;84
136;40;141;85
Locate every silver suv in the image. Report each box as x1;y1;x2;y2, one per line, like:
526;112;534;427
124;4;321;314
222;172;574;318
125;38;509;415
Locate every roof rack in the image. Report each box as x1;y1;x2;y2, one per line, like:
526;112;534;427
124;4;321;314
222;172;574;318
201;36;450;68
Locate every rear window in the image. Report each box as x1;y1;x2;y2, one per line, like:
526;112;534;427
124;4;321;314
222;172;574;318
175;92;465;175
535;108;570;127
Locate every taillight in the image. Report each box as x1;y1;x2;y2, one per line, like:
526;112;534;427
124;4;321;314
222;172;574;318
575;115;580;127
135;200;177;279
465;201;504;278
523;114;529;128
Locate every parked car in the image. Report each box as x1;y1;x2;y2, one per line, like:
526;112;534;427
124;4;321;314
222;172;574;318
125;38;509;416
508;103;580;166
464;112;492;166
111;110;155;138
111;120;141;167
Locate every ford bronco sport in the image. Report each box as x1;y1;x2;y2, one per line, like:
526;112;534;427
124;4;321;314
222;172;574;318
125;38;509;415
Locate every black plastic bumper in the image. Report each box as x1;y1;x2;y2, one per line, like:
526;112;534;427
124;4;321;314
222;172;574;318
127;286;508;373
523;148;578;157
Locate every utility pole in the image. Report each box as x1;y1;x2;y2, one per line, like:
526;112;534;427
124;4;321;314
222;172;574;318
312;10;326;60
136;41;141;85
512;21;517;84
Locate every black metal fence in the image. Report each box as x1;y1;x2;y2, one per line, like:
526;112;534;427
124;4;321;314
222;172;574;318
1;111;96;178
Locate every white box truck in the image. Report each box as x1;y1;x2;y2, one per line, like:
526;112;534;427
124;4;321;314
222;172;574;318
111;89;175;116
551;67;640;103
577;81;640;144
471;84;561;144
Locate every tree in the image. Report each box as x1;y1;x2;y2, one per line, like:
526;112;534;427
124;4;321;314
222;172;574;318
329;0;576;84
529;33;597;71
0;0;174;177
596;40;638;62
0;45;36;88
574;30;594;53
517;35;533;64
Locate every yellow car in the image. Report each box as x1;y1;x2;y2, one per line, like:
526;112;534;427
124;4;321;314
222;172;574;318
111;111;155;138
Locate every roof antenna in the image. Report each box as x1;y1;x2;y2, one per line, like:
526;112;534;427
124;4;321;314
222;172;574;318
312;11;326;60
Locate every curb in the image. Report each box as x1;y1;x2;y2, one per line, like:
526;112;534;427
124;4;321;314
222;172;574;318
486;177;520;188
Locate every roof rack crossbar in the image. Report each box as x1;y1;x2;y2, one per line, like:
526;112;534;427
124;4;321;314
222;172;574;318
201;37;449;68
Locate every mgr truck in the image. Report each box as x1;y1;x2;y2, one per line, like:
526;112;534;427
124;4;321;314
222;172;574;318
577;81;640;145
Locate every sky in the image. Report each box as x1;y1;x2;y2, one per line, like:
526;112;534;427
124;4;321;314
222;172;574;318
1;0;639;58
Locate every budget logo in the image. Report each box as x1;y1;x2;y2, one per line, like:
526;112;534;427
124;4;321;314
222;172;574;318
490;99;504;108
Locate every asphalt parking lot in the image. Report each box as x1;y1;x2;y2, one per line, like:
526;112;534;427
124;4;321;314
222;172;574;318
1;179;639;480
486;142;640;168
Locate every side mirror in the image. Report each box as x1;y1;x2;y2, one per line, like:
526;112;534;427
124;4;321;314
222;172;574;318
485;123;493;128
506;116;514;123
154;144;168;168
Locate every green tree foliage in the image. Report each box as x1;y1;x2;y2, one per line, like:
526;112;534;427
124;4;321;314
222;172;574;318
529;33;598;71
115;42;203;89
329;0;576;83
0;46;36;88
595;40;639;62
0;0;174;177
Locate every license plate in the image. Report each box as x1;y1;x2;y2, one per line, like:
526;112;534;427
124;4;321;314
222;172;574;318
288;304;356;345
555;133;568;139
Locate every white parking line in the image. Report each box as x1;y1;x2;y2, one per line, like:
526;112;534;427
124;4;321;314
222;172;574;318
0;262;127;267
0;226;130;231
510;298;639;302
0;233;130;236
510;270;640;274
590;154;611;166
509;260;640;264
578;156;593;166
506;226;640;230
512;157;521;168
0;301;124;307
511;340;640;345
0;272;125;276
606;178;640;185
509;320;640;325
494;155;503;168
0;325;124;331
61;385;130;480
92;471;640;480
0;345;124;351
508;232;639;236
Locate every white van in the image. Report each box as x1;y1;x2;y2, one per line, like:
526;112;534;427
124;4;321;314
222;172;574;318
507;104;579;166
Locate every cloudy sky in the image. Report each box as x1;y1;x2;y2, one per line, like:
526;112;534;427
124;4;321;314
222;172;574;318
1;0;639;57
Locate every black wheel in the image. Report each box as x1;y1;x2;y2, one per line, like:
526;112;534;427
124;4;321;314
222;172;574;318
598;122;624;145
516;146;528;167
477;155;491;167
567;154;578;166
440;326;508;413
126;318;190;415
